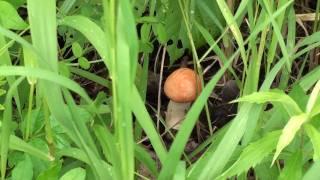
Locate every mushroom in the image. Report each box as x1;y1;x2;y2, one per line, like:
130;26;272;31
164;67;202;129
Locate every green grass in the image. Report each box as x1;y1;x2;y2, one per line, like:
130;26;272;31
0;0;320;179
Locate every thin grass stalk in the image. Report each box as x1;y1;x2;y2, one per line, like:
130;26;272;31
177;0;213;135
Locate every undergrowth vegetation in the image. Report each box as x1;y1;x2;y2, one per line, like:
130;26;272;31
1;0;320;179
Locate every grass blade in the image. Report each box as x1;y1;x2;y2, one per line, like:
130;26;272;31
1;77;24;179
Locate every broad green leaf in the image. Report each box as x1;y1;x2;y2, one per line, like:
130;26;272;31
140;24;151;42
8;151;24;168
3;135;54;162
0;89;6;96
58;62;71;77
78;57;90;70
12;154;33;180
60;168;86;180
0;1;28;30
36;162;61;180
3;0;26;9
278;151;302;180
155;23;167;44
71;42;83;57
304;124;320;160
303;160;320;180
272;114;308;164
139;40;153;54
56;147;89;164
218;131;281;179
28;138;51;177
234;90;303;116
254;161;279;180
173;161;186;180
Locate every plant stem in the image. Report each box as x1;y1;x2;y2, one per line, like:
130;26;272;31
25;83;35;141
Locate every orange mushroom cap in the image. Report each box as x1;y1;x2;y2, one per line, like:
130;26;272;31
164;68;202;103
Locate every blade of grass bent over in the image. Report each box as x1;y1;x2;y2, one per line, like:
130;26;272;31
131;86;167;163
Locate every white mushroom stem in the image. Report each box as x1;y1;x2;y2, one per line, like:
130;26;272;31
165;100;191;130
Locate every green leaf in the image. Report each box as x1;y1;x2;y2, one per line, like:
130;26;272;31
140;24;151;42
36;162;61;180
173;161;186;180
3;0;26;9
28;138;51;177
78;57;90;70
69;67;110;89
0;66;91;102
304;124;320;160
135;145;158;177
254;161;279;180
0;1;28;30
306;80;320;117
0;89;6;96
155;23;167;44
56;148;89;164
278;151;302;180
233;90;303;116
272;114;308;164
72;42;83;58
299;66;320;92
216;0;247;70
60;168;86;180
23;46;38;84
139;41;154;53
218;131;281;179
156;0;223;64
9;135;53;162
0;104;4;110
136;16;159;23
131;87;167;164
58;62;71;77
303;160;320;180
12;155;33;180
